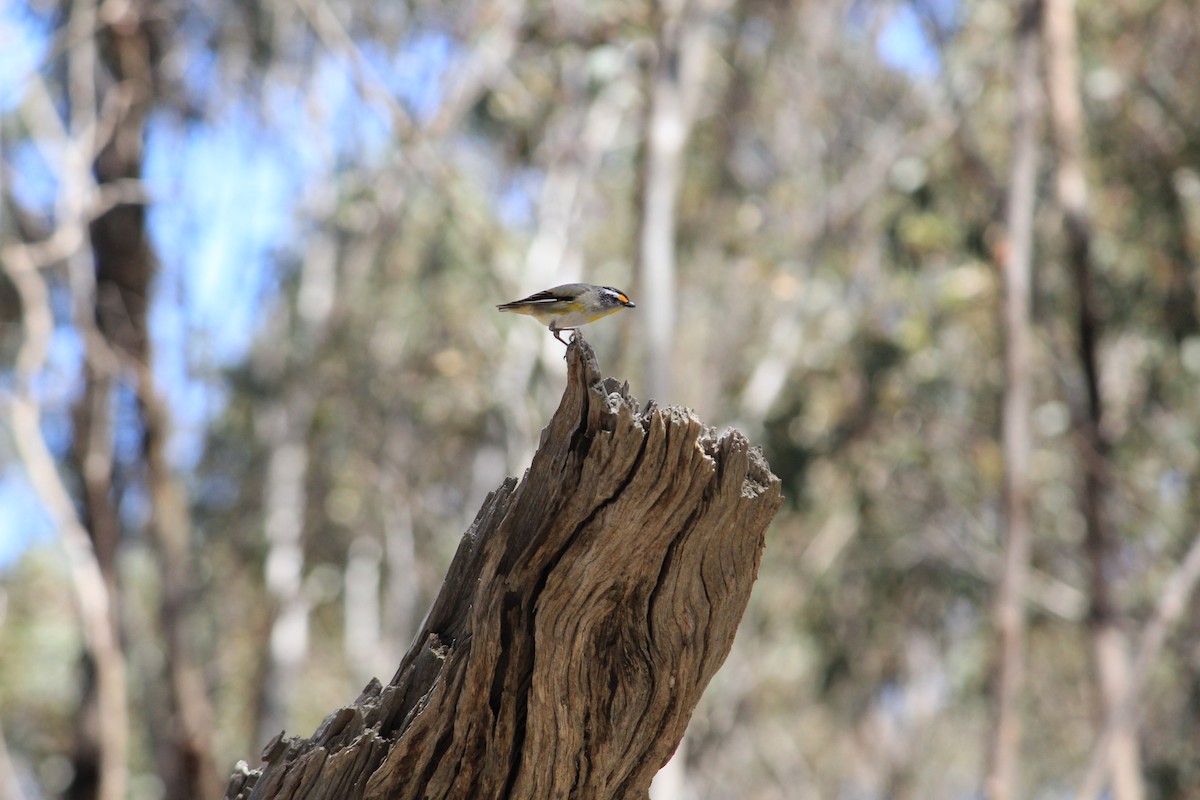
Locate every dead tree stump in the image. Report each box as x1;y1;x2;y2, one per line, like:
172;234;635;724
225;337;782;800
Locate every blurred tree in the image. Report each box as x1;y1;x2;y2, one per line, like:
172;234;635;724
1046;0;1138;798
4;1;222;798
5;0;1200;798
986;3;1040;798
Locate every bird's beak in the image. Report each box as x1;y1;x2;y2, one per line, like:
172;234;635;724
625;300;636;308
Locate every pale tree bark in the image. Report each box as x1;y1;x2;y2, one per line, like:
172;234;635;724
4;246;129;800
380;470;421;669
985;4;1041;800
253;224;339;747
638;0;714;405
224;337;781;800
1;1;131;797
2;35;136;789
254;393;316;749
60;4;126;798
344;538;384;681
1043;2;1143;799
1076;531;1200;799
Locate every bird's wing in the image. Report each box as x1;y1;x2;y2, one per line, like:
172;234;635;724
499;286;579;307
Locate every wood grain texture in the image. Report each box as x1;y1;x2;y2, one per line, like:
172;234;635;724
226;337;782;800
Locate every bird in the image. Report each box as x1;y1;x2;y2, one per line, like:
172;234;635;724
496;283;636;344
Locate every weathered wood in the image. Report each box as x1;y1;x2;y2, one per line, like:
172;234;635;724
226;337;782;800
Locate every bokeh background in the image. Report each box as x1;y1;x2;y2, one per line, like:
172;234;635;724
2;0;1200;798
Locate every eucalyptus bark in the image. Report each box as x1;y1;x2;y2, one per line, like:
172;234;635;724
71;5;222;796
638;0;713;404
226;337;782;800
985;5;1041;799
1043;1;1142;797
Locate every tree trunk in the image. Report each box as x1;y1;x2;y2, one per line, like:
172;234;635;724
638;0;713;404
1043;1;1144;798
985;4;1041;800
225;336;782;800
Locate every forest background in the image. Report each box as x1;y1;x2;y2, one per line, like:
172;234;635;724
2;0;1200;799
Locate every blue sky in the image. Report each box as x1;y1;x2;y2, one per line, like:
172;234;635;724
877;5;942;77
0;2;940;570
0;4;459;569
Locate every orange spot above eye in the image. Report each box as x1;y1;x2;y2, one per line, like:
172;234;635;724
617;293;629;304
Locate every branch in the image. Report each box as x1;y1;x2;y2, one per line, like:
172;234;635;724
1075;531;1200;800
2;249;130;800
1044;0;1143;797
291;0;416;137
0;2;132;797
985;4;1041;800
225;337;782;800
